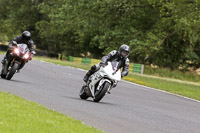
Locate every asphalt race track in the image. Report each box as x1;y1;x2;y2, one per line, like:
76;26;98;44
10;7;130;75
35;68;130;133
0;55;200;133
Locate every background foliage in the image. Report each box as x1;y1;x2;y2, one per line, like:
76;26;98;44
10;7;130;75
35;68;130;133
0;0;200;70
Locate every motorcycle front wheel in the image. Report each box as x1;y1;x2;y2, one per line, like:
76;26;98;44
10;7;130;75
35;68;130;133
93;82;110;102
6;62;19;80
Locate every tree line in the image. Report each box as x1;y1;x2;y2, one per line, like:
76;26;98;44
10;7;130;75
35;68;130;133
0;0;200;70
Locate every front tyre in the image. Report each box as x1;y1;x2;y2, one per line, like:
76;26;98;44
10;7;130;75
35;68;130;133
6;62;19;80
79;86;89;100
93;82;110;102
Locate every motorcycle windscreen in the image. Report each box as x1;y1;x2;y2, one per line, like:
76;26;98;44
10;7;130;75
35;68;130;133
111;61;120;70
103;62;121;81
17;44;29;54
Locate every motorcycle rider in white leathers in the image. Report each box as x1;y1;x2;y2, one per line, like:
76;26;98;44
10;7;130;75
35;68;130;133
83;44;130;82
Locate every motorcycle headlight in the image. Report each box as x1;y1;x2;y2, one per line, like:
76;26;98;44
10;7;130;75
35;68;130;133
24;53;29;59
14;48;20;55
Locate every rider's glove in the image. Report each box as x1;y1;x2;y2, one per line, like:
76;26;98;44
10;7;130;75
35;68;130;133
100;61;107;67
31;51;36;55
28;51;36;60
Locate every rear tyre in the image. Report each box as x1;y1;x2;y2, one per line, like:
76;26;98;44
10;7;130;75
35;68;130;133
79;86;89;100
93;82;110;102
6;63;19;80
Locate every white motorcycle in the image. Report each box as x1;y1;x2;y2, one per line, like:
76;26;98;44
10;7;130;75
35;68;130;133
79;61;121;102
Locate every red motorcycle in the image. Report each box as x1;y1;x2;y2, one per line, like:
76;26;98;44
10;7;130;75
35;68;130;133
1;42;33;80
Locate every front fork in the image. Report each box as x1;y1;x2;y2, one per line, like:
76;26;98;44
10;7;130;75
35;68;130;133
3;57;21;74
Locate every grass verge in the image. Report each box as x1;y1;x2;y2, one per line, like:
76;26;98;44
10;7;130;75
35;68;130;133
0;51;5;55
0;91;103;133
124;75;200;101
34;56;200;101
144;66;200;83
35;56;93;70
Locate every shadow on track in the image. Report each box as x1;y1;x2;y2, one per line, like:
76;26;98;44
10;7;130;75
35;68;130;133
9;79;34;85
64;95;118;106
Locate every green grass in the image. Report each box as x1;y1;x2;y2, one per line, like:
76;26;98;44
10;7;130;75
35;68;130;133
124;74;200;101
35;56;94;70
34;56;200;101
0;91;103;133
0;51;5;55
144;66;200;83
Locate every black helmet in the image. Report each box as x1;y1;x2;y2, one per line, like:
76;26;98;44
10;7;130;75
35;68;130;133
119;44;130;59
22;31;31;41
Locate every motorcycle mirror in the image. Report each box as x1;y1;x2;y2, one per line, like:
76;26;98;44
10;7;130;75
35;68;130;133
12;41;17;46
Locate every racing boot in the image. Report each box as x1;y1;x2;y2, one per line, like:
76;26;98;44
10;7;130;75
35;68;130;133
83;71;92;83
83;65;98;82
1;58;6;65
1;51;10;65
